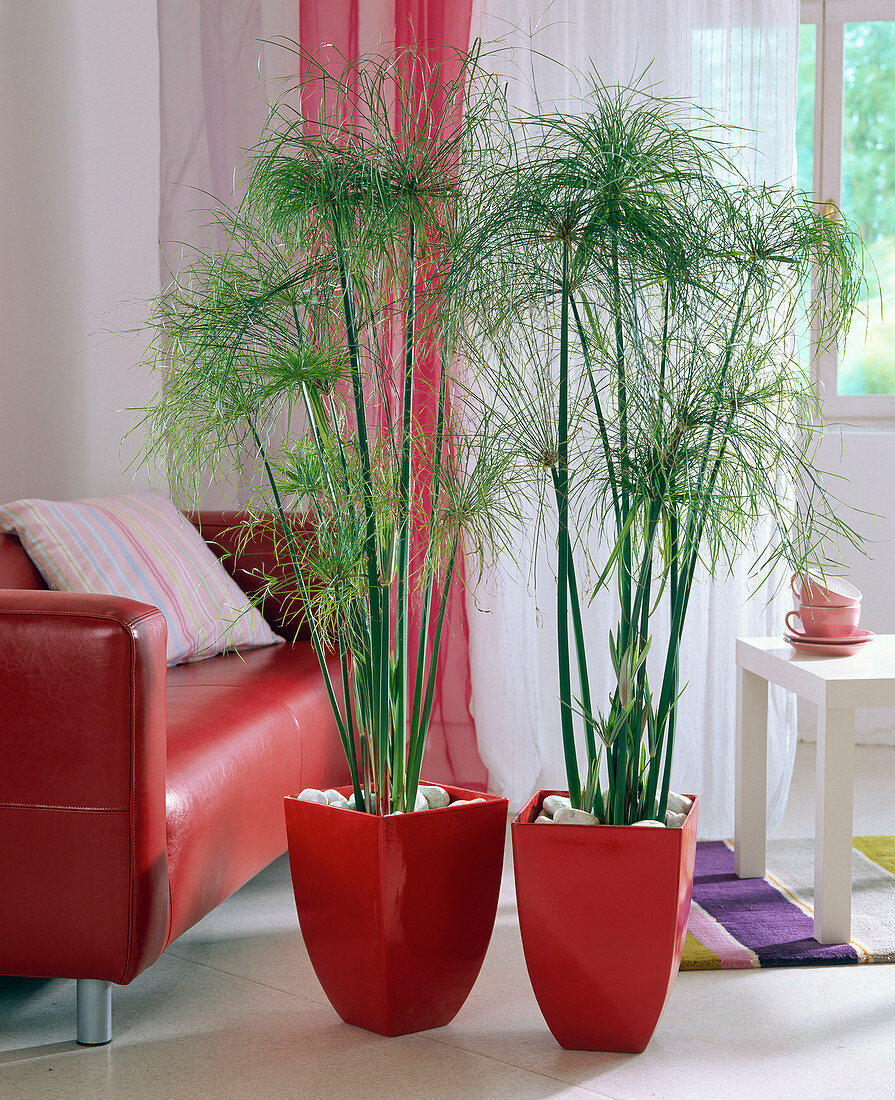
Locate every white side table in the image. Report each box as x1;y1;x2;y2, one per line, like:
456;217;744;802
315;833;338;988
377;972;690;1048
735;635;895;945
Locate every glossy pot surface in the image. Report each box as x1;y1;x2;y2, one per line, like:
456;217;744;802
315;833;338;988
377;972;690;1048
285;783;508;1036
512;791;698;1053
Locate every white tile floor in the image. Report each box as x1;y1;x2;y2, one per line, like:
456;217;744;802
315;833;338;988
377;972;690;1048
2;743;894;1099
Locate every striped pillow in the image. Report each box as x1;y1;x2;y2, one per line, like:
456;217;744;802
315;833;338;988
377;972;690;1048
0;491;283;666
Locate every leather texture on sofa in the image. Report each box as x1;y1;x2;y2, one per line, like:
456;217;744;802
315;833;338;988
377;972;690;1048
0;510;347;1041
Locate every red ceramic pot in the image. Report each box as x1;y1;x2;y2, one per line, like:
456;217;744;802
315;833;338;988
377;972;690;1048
512;791;698;1053
285;783;508;1037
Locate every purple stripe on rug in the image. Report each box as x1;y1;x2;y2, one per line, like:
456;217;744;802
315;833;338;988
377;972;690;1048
693;841;858;966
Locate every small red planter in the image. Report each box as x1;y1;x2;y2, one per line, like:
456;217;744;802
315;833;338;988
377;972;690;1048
285;783;508;1036
512;791;698;1053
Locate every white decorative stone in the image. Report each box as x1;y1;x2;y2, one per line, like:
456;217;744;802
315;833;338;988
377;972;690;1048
323;789;345;803
328;795;350;809
534;812;556;824
297;788;329;805
420;785;450;809
543;795;572;817
413;790;429;812
665;810;687;829
450;798;486;807
553;806;599;825
632;819;666;828
666;791;693;816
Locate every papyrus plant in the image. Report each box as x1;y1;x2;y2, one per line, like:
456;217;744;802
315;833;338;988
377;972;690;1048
467;78;863;824
138;45;517;814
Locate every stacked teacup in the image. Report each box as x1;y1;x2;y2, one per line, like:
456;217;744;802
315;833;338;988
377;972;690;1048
784;573;873;657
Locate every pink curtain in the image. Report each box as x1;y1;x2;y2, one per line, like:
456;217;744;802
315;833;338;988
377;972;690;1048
158;0;487;790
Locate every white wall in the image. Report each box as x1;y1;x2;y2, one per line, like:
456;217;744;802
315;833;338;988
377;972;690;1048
799;429;895;743
816;431;895;636
0;0;160;503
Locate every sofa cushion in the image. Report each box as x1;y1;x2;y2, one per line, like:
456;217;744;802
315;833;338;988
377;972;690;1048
163;640;347;944
0;491;283;666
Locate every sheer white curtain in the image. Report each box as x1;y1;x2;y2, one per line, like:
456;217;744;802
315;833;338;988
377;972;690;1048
467;0;800;837
158;0;300;277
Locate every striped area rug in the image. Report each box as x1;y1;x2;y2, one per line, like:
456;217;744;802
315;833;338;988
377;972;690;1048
681;837;895;969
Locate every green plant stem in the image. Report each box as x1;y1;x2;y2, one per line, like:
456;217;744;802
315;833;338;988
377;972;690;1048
336;628;365;808
333;221;386;813
405;537;459;803
611;235;633;654
551;467;597;771
325;393;354;514
393;219;416;812
567;537;599;770
570;294;621;526
555;237;580;806
408;347;449;810
658;282;670;390
299;384;344;543
608;234;634;823
655;399;741;816
379;574;392;812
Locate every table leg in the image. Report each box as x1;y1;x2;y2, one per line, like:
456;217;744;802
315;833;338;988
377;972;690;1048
814;705;855;944
734;667;769;878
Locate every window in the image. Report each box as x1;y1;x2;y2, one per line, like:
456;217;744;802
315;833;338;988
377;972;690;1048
800;0;895;422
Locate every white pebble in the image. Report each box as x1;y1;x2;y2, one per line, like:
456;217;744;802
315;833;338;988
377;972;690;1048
347;792;377;813
665;810;687;828
297;788;329;805
328;795;350;809
632;819;666;828
420;785;450;809
450;798;486;807
534;812;556;824
413;790;429;812
666;791;693;816
554;806;599;825
324;789;345;804
543;795;572;817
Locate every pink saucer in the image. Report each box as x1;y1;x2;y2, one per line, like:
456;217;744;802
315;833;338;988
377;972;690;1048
784;627;874;645
784;632;874;658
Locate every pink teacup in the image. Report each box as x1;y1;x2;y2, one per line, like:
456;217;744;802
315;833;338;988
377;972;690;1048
785;602;861;639
790;572;862;608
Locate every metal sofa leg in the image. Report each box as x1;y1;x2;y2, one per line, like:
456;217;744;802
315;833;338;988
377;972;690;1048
76;979;112;1045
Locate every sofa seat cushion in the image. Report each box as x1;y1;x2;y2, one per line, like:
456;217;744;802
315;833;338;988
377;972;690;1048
164;640;347;944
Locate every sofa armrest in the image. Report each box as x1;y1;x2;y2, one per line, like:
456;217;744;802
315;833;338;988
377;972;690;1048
0;589;170;985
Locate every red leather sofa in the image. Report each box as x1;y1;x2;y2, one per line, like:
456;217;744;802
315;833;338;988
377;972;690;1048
0;511;347;1044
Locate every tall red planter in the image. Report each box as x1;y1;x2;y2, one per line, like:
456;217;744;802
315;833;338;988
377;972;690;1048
285;784;508;1036
512;791;699;1053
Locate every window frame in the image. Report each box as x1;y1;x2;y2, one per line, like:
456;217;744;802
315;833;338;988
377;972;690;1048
802;0;895;425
